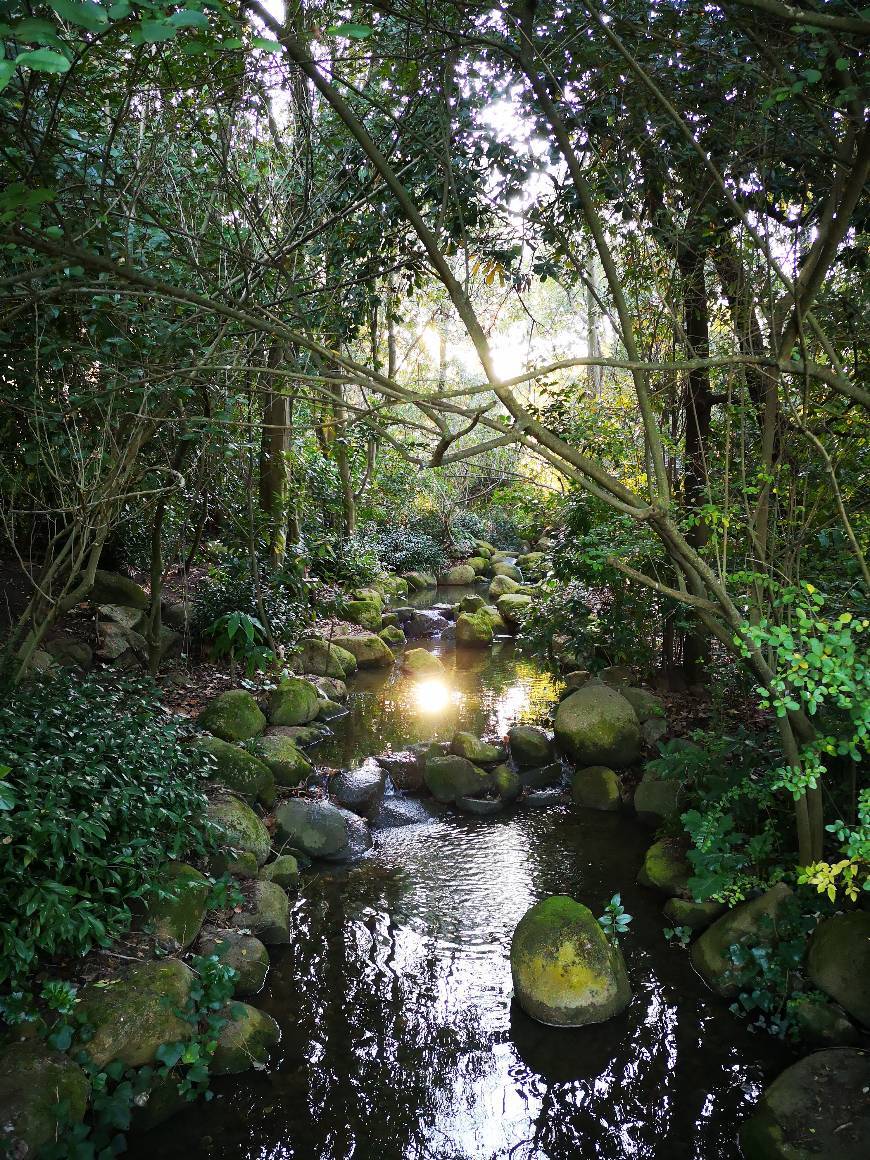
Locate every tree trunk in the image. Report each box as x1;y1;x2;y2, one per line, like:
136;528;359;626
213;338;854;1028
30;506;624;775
258;345;291;566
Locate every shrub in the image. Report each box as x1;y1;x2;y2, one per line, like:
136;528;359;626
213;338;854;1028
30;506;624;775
306;532;380;586
194;552;310;646
373;525;447;574
0;673;217;983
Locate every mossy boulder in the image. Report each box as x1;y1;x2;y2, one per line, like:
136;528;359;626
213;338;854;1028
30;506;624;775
232;879;290;944
380;575;409;598
210;1002;281;1075
259;854;300;889
438;564;476;586
211;848;259;880
792;998;858;1047
401;647;445;675
637;840;691;897
480;604;508;632
474;540;495;556
0;1040;90;1158
403;571;437;591
600;664;634;687
91;569;149;609
354;586;384;608
620;686;665;724
492;561;523;582
424;754;491;803
275;798;372;861
198;689;266;742
517;551;546;574
345;598;383;631
571;766;621;811
662;897;725;932
497;593;532;630
518;762;563;790
198;930;270;997
466;556;489;575
492;764;522;802
252;733;312;787
331;633;395;668
807;911;870;1027
379;624;406;647
455;610;494;647
459;593;486;613
450;732;503;764
633;768;682;825
316;698;345;721
146;862;210;951
312;675;348;703
510;895;631;1026
331;762;385;815
691;883;793;996
739;1049;870;1160
45;636;93;669
207;796;271;867
489;574;520;599
291;637;358;678
554;685;641;768
267;676;321;726
77;959;195;1069
196;735;275;803
508;725;553;768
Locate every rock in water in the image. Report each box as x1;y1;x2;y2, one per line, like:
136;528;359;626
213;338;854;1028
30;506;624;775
807;911;870;1027
424;754;491;803
211;1003;281;1075
510;895;631;1026
331;633;395;668
291;638;358;678
275;798;372;861
636;839;691;896
267;676;322;726
496;593;532;630
331;760;386;815
232;880;291;944
0;1041;90;1157
198;689;266;742
195;735;276;802
208;796;272;866
691;883;792;996
455;609;494;647
662;897;724;932
404;610;449;639
438;564;476;585
344;598;383;631
198;930;270;997
450;732;504;764
508;725;554;768
554;684;641;767
740;1049;870;1160
571;765;621;811
401;647;445;675
633;768;682;825
253;733;312;787
259;854;300;889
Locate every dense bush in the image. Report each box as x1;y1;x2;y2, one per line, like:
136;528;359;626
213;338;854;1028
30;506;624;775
373;525;447;574
306;532;381;587
0;673;217;983
194;552;310;645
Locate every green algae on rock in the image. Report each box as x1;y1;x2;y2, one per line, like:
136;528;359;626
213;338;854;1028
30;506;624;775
267;676;322;726
508;725;554;768
438;564;476;585
496;593;532;630
510;895;631;1026
488;574;520;599
344;598;383;632
455;609;494;647
195;735;275;802
691;882;792;996
806;911;870;1027
0;1040;90;1158
554;685;641;768
379;624;406;648
571;765;621;811
289;637;359;678
331;633;395;668
424;754;491;803
197;689;266;742
198;930;270;997
253;732;312;787
207;796;271;866
146;861;210;951
662;897;724;932
450;732;503;765
90;569;149;609
232;879;290;944
637;839;691;897
210;1002;281;1075
259;853;300;889
633;768;682;826
402;647;445;675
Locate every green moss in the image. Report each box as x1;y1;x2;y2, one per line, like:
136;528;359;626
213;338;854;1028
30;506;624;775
210;1002;281;1075
231;880;290;945
633;769;682;824
554;685;641;768
637;839;690;896
423;755;491;803
496;593;532;629
492;764;521;801
0;1041;90;1156
455;610;494;647
807;911;870;1027
207;797;271;866
492;562;523;581
91;569;149;609
146;861;210;950
379;624;406;647
466;556;488;575
662;897;724;932
508;726;553;768
345;598;383;631
402;648;445;674
275;799;350;858
267;676;321;726
195;735;275;802
571;766;621;811
331;633;395;668
198;931;269;997
691;883;792;996
450;732;503;764
489;574;520;599
253;733;312;787
197;689;266;742
259;854;300;889
289;638;358;678
439;564;476;585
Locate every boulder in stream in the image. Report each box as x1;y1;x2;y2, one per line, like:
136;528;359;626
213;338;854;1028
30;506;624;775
146;861;210;951
637;839;691;897
691;882;793;996
807;911;870;1027
510;895;631;1026
331;633;395;667
450;732;504;765
208;795;272;866
438;564;476;585
489;574;520;599
275;798;372;861
571;765;621;811
492;562;523;582
232;879;291;944
195;735;276;803
0;1041;90;1157
554;684;641;768
211;1002;281;1075
496;593;532;630
455;609;494;647
198;689;266;742
424;754;491;803
291;637;358;678
267;676;322;726
402;647;445;675
404;610;449;639
508;725;554;768
331;760;386;815
198;930;270;997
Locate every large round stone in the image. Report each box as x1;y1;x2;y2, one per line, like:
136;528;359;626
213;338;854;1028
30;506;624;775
211;1002;281;1075
267;676;321;726
554;685;641;767
0;1041;90;1157
253;732;312;787
807;912;870;1027
198;689;266;742
510;895;631;1026
232;879;290;944
492;562;523;582
402;647;445;675
146;861;210;951
423;754;491;803
496;593;532;630
207;796;271;866
438;564;476;585
275;798;372;861
198;930;270;997
637;839;691;896
290;638;358;678
344;598;382;631
740;1049;870;1160
691;883;792;996
331;761;386;815
455;610;494;647
195;735;275;803
571;765;621;811
331;633;395;668
489;574;520;599
508;725;554;768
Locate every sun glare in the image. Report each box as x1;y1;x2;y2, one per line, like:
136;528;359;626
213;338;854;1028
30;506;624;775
412;677;453;715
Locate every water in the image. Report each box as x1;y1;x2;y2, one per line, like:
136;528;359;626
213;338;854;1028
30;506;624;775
135;586;792;1159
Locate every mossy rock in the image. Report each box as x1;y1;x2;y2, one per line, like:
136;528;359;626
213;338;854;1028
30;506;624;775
518;762;563;790
345;598;383;631
0;1040;90;1157
379;624;406;647
466;556;489;575
331;633;395;668
316;698;345;721
91;569;149;609
424;754;491;803
195;735;275;803
450;732;503;765
232;879;290;944
77;959;195;1069
354;586;384;608
438;564;476;585
259;854;300;889
290;638;358;678
492;561;523;582
489;574;520;599
44;636;93;669
621;686;665;724
517;551;545;572
267;676;322;726
210;1002;281;1075
455;609;494;647
691;883;792;996
807;911;870;1027
380;575;409;598
492;764;521;802
146;862;210;951
554;685;641;768
571;766;620;812
207;796;271;867
508;725;553;769
600;664;634;687
311;675;348;703
403;571;437;591
198;689;266;742
459;593;485;613
265;723;327;748
637;840;691;897
210;849;259;880
474;540;495;556
275;798;372;861
199;930;270;997
402;647;445;675
251;733;311;788
739;1049;870;1160
496;593;532;629
510;895;631;1026
479;604;508;632
633;768;682;825
792;998;858;1047
662;897;724;932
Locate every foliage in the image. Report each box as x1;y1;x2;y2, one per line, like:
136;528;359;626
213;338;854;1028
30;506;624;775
663;925;692;948
520;579;592;669
798;788;870;902
194;553;309;646
597;893;632;945
205;612;275;677
372;525;447;575
305;532;381;587
0;673;217;983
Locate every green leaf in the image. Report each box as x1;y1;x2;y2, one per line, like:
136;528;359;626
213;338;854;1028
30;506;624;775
0;60;15;93
108;0;131;16
12;19;65;48
168;11;209;29
325;23;373;40
14;48;71;74
0;783;16;810
139;19;178;43
48;1;109;32
835;57;850;72
802;68;821;84
251;36;282;53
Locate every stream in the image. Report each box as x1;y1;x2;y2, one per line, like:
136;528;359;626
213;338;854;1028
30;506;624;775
136;585;793;1159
